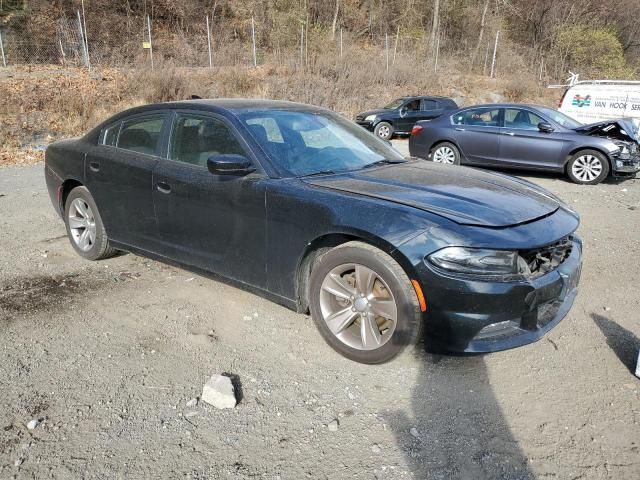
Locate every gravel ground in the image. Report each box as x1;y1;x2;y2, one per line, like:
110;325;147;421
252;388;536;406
0;150;639;479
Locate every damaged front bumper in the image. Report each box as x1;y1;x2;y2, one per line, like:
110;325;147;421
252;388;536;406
611;152;640;176
417;236;582;353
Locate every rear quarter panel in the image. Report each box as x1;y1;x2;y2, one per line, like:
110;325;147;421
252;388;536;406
44;138;87;213
408;120;457;159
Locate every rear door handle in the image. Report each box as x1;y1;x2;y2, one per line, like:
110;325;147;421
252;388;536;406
156;182;172;194
503;131;515;136
89;161;100;172
454;127;465;131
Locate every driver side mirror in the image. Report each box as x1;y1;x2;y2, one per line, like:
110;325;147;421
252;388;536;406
538;122;554;133
207;154;255;176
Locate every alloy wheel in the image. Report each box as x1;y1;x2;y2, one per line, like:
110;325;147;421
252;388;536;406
319;263;398;351
571;154;603;182
377;125;390;138
68;198;97;252
433;146;456;164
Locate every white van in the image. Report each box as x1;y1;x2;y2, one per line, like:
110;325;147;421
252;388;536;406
558;80;640;130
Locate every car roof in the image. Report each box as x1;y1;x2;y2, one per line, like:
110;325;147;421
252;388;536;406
454;103;552;110
399;95;452;100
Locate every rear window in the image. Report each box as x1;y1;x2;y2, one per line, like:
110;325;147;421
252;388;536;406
452;108;501;127
116;115;165;155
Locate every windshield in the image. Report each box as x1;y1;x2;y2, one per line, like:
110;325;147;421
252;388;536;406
239;109;405;177
383;98;405;110
536;106;582;129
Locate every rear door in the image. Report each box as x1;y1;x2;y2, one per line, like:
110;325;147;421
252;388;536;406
418;99;444;122
498;108;565;170
451;107;502;164
152;111;268;288
85;112;168;250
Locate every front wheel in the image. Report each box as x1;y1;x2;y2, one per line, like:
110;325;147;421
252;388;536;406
309;241;421;364
430;142;460;165
374;121;394;141
567;149;610;185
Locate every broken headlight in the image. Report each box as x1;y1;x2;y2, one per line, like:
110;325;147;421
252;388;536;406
612;141;633;160
428;247;518;275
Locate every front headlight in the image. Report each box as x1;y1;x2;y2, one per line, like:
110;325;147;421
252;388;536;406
428;247;518;275
364;115;376;122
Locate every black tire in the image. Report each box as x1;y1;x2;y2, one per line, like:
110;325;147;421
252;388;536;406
566;149;610;185
309;241;421;364
430;141;461;165
64;186;118;260
374;121;394;141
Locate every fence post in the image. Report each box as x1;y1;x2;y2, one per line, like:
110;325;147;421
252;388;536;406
147;15;154;71
59;38;66;66
490;30;499;78
392;25;399;65
251;17;257;67
0;30;6;67
339;28;343;59
483;41;489;75
434;34;440;73
385;33;389;73
300;23;304;67
206;15;212;68
81;0;90;71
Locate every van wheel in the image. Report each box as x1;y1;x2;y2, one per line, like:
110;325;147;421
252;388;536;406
374;122;394;141
567;150;609;185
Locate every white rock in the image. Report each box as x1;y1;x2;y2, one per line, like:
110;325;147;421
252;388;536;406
26;419;39;430
185;398;198;408
410;427;420;438
201;375;236;409
327;419;339;431
371;444;382;454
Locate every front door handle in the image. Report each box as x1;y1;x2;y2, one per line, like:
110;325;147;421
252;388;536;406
156;182;172;194
89;161;100;172
502;131;515;136
454;127;465;132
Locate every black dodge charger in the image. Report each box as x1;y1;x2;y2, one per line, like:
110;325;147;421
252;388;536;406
45;99;582;364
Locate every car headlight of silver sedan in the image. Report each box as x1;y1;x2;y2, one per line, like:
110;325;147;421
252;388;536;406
428;247;518;275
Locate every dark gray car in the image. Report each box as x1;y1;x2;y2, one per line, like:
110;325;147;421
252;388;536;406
408;103;640;184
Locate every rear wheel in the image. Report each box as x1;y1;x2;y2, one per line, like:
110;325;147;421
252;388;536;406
374;121;394;141
430;142;460;165
64;186;118;260
309;241;421;364
567;149;609;185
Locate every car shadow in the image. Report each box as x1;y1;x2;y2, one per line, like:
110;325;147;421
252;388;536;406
385;340;534;478
592;313;640;374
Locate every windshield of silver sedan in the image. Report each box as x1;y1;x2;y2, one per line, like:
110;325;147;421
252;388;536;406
238;110;405;177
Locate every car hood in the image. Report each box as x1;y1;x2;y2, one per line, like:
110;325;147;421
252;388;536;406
573;119;639;143
303;161;560;228
356;109;392;119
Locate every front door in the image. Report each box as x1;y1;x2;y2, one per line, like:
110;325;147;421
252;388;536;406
397;99;423;132
85;112;168;249
498;108;564;170
152;112;268;288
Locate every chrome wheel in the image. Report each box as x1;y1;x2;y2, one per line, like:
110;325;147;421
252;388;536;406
319;263;398;351
68;198;97;252
433;146;456;164
572;154;603;182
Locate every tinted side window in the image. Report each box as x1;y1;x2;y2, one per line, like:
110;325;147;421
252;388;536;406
117;115;165;155
452;108;501;127
504;109;545;130
421;100;437;110
169;114;246;167
405;100;421;111
102;122;120;146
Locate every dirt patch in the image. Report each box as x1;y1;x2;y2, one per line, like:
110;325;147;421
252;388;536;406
0;274;92;322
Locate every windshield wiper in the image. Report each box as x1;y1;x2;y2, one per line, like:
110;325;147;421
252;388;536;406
361;159;407;169
298;170;337;178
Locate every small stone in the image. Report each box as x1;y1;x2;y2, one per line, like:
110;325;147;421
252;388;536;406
26;419;39;430
186;398;198;408
604;306;611;312
347;392;356;400
14;458;23;467
327;419;339;431
201;374;236;409
253;312;259;318
410;427;420;438
243;315;253;321
371;444;382;454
